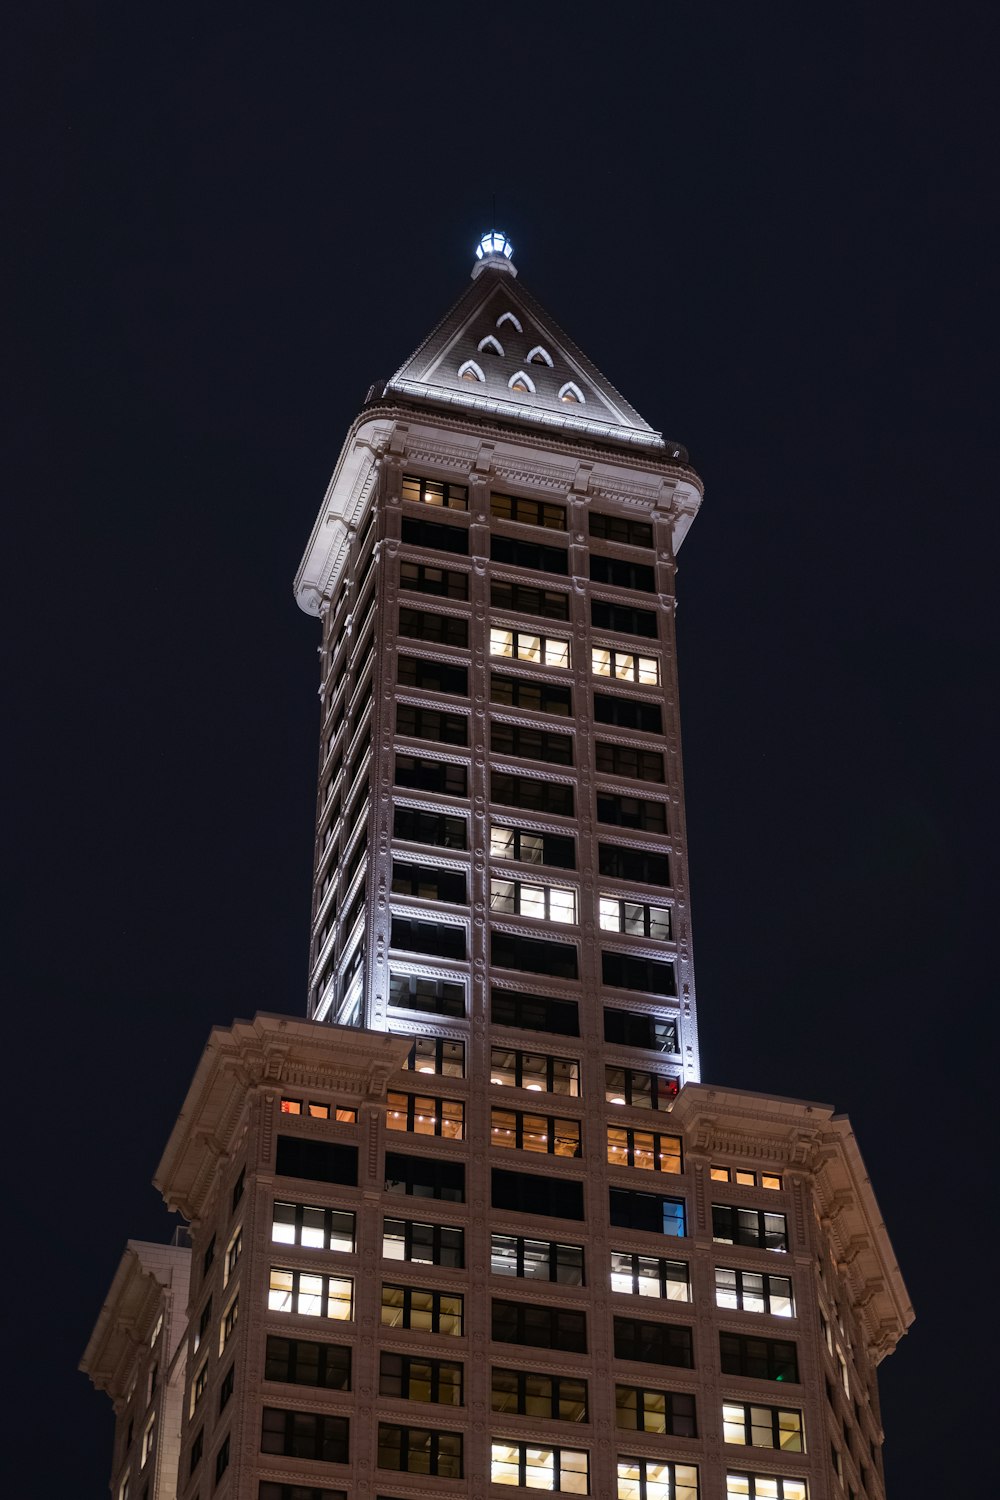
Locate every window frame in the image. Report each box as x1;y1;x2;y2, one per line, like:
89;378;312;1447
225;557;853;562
490;1234;585;1285
490;1106;583;1157
380;1282;464;1336
489;626;571;669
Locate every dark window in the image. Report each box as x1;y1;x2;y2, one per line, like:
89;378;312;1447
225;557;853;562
491;773;573;817
394;755;467;798
202;1235;216;1277
264;1337;351;1390
491;1368;588;1422
589;513;654;549
396;705;468;746
595;743;665;782
275;1137;358;1187
492;1299;586;1353
390;917;465;961
605;1066;679;1110
592;601;658;637
594;695;663;733
491;987;580;1036
381;1283;464;1335
491;723;573;766
599;843;671;886
215;1434;230;1483
613;1317;694;1368
388;972;465;1017
590;555;656;592
383;1218;465;1268
401;516;468;555
400;560;468;600
189;1429;203;1473
492;931;578;979
376;1423;462;1477
491;535;569;575
712;1205;789;1253
491;1168;584;1220
490;673;572;716
259;1486;347;1500
391;862;467;904
231;1167;245;1211
218;1363;234;1411
397;608;469;648
609;1188;686;1238
491;492;567;530
401;474;468;511
260;1407;349;1464
491;580;569;619
719;1333;799;1383
393;808;467;850
490;1234;584;1285
490;825;575;869
380;1352;463;1406
602;952;677;998
396;656;468;697
615;1384;697;1437
604;1010;678;1052
385;1152;465;1202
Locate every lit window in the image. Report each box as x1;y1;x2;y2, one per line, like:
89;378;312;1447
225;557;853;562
490;1234;584;1285
605;1065;679;1110
491;1440;590;1492
149;1312;163;1347
722;1403;804;1451
490;626;570;668
715;1268;794;1318
591;647;659;684
558;381;585;405
489;1046;580;1095
386;1091;465;1139
607;1127;682;1173
268;1267;353;1320
725;1475;807;1500
610;1251;690;1301
219;1293;239;1352
380;1283;464;1335
224;1227;242;1285
508;371;535;394
401;474;469;510
490;1107;582;1157
140;1414;155;1469
617;1457;700;1500
490;878;577;923
280;1098;302;1115
711;1165;782;1190
398;1035;466;1077
492;1368;588;1422
599;897;672;940
270;1201;355;1252
615;1385;697;1437
458;359;485;382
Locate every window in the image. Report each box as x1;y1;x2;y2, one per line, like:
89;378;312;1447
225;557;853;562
492;773;574;816
191;1358;209;1412
590;555;656;592
225;1228;242;1285
275;1137;358;1186
491;1440;589;1492
603;952;677;997
491;535;569;575
268;1268;353;1320
617;1458;699;1500
599;844;671;885
492;1299;586;1352
491;667;573;715
605;1066;679;1110
558;381;584;404
381;1283;464;1335
715;1269;794;1317
492;1168;585;1221
389;972;465;1017
458;358;485;382
380;1352;463;1406
491;493;566;530
260;1408;349;1464
377;1424;462;1478
265;1335;351;1390
497;310;523;332
604;1010;678;1052
509;371;535;393
479;334;504;356
491;1368;588;1422
383;1218;465;1267
397;607;469;648
491;580;569;619
396;656;468;696
614;1317;694;1368
390;917;466;961
400;560;468;600
140;1413;155;1468
490;825;575;869
592;648;659;684
203;1235;216;1277
526;346;554;367
384;1151;465;1202
401;474;468;511
607;1127;681;1173
594;694;663;733
491;1234;584;1284
231;1166;245;1210
589;513;654;549
393;807;467;848
492;931;578;978
220;1294;239;1352
616;1385;697;1437
719;1334;799;1383
218;1363;234;1411
490;1046;580;1094
259;1488;346;1500
595;742;665;782
214;1433;230;1484
401;516;469;555
393;755;467;798
710;1166;783;1191
489;627;570;668
399;1035;465;1077
386;1091;465;1139
597;793;668;835
491;723;573;766
391;862;467;904
189;1429;203;1473
395;704;468;746
725;1476;807;1500
491;1108;582;1157
600;897;672;940
492;987;580;1036
195;1297;212;1353
610;1252;690;1301
722;1403;804;1452
490;878;577;923
271;1202;355;1252
712;1206;788;1253
609;1188;686;1238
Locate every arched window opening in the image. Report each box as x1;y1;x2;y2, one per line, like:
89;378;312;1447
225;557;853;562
558;382;585;405
526;346;553;368
508;371;535;395
478;335;504;357
458;360;485;383
496;311;524;334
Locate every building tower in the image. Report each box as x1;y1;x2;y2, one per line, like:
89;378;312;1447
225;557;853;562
83;234;913;1500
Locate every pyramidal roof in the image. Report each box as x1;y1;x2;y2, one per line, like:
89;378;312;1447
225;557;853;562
385;234;677;454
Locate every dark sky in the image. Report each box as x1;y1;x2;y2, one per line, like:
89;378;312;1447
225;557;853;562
6;4;996;1493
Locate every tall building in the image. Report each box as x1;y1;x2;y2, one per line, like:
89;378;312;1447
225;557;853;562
83;234;912;1500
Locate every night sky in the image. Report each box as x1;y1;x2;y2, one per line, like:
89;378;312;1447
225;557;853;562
7;5;996;1494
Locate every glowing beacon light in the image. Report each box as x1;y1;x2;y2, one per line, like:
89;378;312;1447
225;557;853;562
472;230;517;279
